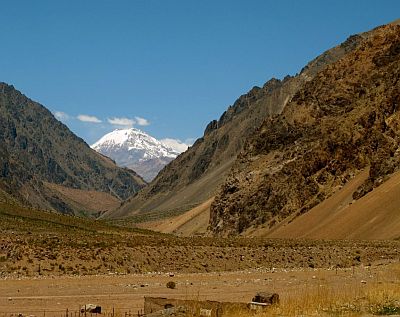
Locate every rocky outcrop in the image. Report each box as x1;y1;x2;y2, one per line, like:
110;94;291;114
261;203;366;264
210;23;400;235
0;83;146;214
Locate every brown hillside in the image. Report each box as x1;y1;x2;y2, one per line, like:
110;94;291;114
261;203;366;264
137;197;213;236
44;182;120;217
109;30;365;219
211;22;400;236
265;168;400;240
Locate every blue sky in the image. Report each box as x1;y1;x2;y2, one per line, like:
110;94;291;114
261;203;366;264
1;1;399;145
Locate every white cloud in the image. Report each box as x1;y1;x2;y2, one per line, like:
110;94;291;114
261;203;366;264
107;117;135;127
135;116;150;126
161;138;190;153
54;111;70;121
77;114;102;123
184;138;195;145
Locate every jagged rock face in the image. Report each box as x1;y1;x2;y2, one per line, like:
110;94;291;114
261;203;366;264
110;27;365;219
92;128;182;182
210;23;400;236
0;83;146;214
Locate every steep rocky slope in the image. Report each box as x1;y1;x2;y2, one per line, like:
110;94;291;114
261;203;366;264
210;23;400;235
110;32;365;219
92;128;185;182
0;83;146;214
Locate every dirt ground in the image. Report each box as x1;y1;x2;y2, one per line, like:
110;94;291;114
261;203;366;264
137;198;212;236
0;262;399;317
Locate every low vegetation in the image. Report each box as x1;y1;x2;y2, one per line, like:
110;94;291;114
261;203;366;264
0;201;399;279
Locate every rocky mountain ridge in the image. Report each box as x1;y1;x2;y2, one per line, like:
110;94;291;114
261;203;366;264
210;22;400;235
0;83;146;214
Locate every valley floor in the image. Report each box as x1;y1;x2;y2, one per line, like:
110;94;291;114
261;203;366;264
1;203;400;316
0;262;399;316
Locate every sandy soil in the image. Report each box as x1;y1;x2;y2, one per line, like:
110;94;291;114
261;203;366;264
264;169;400;240
138;198;212;236
1;262;397;316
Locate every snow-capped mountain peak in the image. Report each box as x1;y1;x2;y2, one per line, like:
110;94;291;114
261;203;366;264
91;128;189;181
92;128;179;159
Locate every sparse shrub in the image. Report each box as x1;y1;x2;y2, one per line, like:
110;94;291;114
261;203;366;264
166;281;176;289
58;263;65;272
370;303;400;315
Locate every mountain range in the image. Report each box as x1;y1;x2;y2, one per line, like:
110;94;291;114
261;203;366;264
1;20;400;240
92;128;188;182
